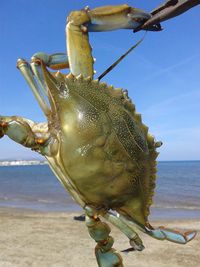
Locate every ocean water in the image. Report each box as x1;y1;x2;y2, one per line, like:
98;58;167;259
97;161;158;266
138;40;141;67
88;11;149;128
0;161;200;220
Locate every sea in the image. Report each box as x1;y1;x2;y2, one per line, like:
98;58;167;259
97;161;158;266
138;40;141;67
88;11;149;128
0;161;200;220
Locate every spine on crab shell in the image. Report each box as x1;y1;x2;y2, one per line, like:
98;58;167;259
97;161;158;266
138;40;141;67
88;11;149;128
145;140;159;218
116;86;160;219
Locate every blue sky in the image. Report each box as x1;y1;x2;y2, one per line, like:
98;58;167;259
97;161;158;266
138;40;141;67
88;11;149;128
0;0;200;160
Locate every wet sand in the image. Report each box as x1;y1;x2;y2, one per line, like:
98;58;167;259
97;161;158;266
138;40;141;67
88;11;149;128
0;208;199;267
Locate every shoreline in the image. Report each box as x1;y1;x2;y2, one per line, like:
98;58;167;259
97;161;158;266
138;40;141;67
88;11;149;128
0;206;199;223
1;204;200;221
0;207;199;267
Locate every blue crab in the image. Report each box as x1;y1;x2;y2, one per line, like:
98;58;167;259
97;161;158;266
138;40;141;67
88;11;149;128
0;3;197;267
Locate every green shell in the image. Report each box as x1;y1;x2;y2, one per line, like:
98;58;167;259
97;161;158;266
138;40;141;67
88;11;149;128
43;68;159;225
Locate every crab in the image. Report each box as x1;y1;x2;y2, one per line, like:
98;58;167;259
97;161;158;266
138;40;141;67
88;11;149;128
0;3;197;267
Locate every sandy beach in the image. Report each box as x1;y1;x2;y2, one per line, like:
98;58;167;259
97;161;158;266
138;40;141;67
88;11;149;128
0;208;199;267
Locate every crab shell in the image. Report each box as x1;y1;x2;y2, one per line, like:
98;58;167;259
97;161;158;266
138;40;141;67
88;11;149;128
42;63;158;226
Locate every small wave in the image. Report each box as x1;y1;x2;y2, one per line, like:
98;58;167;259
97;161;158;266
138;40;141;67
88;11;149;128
153;204;200;210
0;196;32;203
0;196;60;205
0;197;9;201
37;199;57;204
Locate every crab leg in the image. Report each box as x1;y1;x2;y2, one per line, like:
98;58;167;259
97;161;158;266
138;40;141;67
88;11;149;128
17;53;69;115
17;59;51;118
103;211;145;251
66;4;153;78
85;206;124;267
30;52;69;97
118;214;197;244
0;116;49;152
152;226;197;244
31;52;69;70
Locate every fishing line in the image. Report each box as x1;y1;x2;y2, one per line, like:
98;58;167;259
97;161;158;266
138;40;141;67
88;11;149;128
98;32;147;81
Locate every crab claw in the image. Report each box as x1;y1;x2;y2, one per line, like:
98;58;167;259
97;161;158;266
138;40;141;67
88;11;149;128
84;5;160;33
144;224;197;244
158;227;197;244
